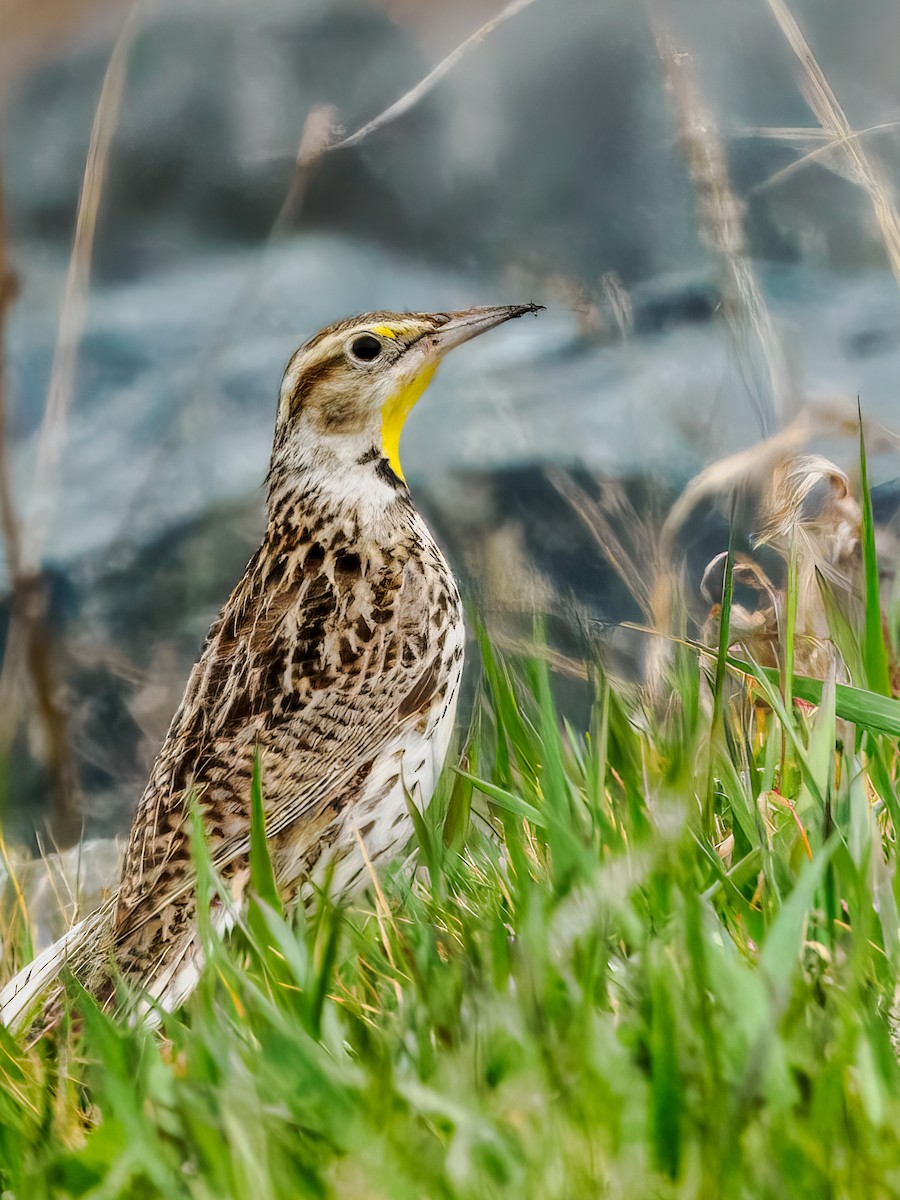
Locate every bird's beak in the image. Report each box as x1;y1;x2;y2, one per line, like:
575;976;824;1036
381;303;542;483
421;303;544;358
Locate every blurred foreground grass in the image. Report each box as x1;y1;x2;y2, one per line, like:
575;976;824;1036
3;543;900;1197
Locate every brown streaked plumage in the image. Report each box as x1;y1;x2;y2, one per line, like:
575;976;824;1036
0;303;542;1031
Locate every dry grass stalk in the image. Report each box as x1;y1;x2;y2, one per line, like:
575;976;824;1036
755;454;861;676
738;121;900;197
640;415;813;689
322;0;539;156
272;103;341;231
547;468;655;621
0;11;137;847
0;168;84;846
599;271;634;341
651;16;789;438
551;412;868;692
0;170;23;585
275;0;539;231
27;7;137;562
491;632;589;683
658;414;813;566
700;552;780;664
755;454;860;584
699;456;863;680
766;0;900;285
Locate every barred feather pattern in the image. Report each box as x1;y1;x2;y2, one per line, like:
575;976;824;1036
0;304;543;1032
2;446;463;1030
115;467;463;1006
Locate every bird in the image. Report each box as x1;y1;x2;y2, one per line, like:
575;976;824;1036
0;302;542;1033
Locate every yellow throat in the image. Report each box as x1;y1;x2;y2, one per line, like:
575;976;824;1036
380;363;438;482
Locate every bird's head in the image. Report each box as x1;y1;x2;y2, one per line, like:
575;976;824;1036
271;305;542;497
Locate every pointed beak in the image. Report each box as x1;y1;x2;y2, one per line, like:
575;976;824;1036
416;303;544;358
379;303;542;483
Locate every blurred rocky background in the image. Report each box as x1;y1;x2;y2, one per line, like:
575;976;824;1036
2;0;900;874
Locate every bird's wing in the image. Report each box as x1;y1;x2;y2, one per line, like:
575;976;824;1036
115;531;457;930
112;653;449;948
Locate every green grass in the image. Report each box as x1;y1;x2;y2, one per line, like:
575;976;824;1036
3;500;900;1197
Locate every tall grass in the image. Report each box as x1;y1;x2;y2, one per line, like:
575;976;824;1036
2;494;900;1197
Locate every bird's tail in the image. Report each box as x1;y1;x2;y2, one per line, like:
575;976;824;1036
0;897;117;1035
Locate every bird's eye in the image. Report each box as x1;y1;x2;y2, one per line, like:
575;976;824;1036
349;334;383;362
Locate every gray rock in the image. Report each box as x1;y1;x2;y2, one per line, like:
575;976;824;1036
9;0;898;287
5;237;900;846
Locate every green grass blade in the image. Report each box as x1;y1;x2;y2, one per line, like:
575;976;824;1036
455;769;548;828
783;535;799;713
706;540;735;837
249;749;281;915
760;838;835;997
727;657;900;736
858;405;891;696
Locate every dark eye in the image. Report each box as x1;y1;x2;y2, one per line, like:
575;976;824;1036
350;334;382;362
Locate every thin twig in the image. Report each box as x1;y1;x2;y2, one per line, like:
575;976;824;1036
322;0;540;157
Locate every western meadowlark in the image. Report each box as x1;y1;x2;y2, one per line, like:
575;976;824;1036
0;303;541;1032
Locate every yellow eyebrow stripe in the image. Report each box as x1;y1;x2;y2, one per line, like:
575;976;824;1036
371;325;397;339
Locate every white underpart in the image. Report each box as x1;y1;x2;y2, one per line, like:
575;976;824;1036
273;430;408;538
134;903;236;1026
309;617;465;900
